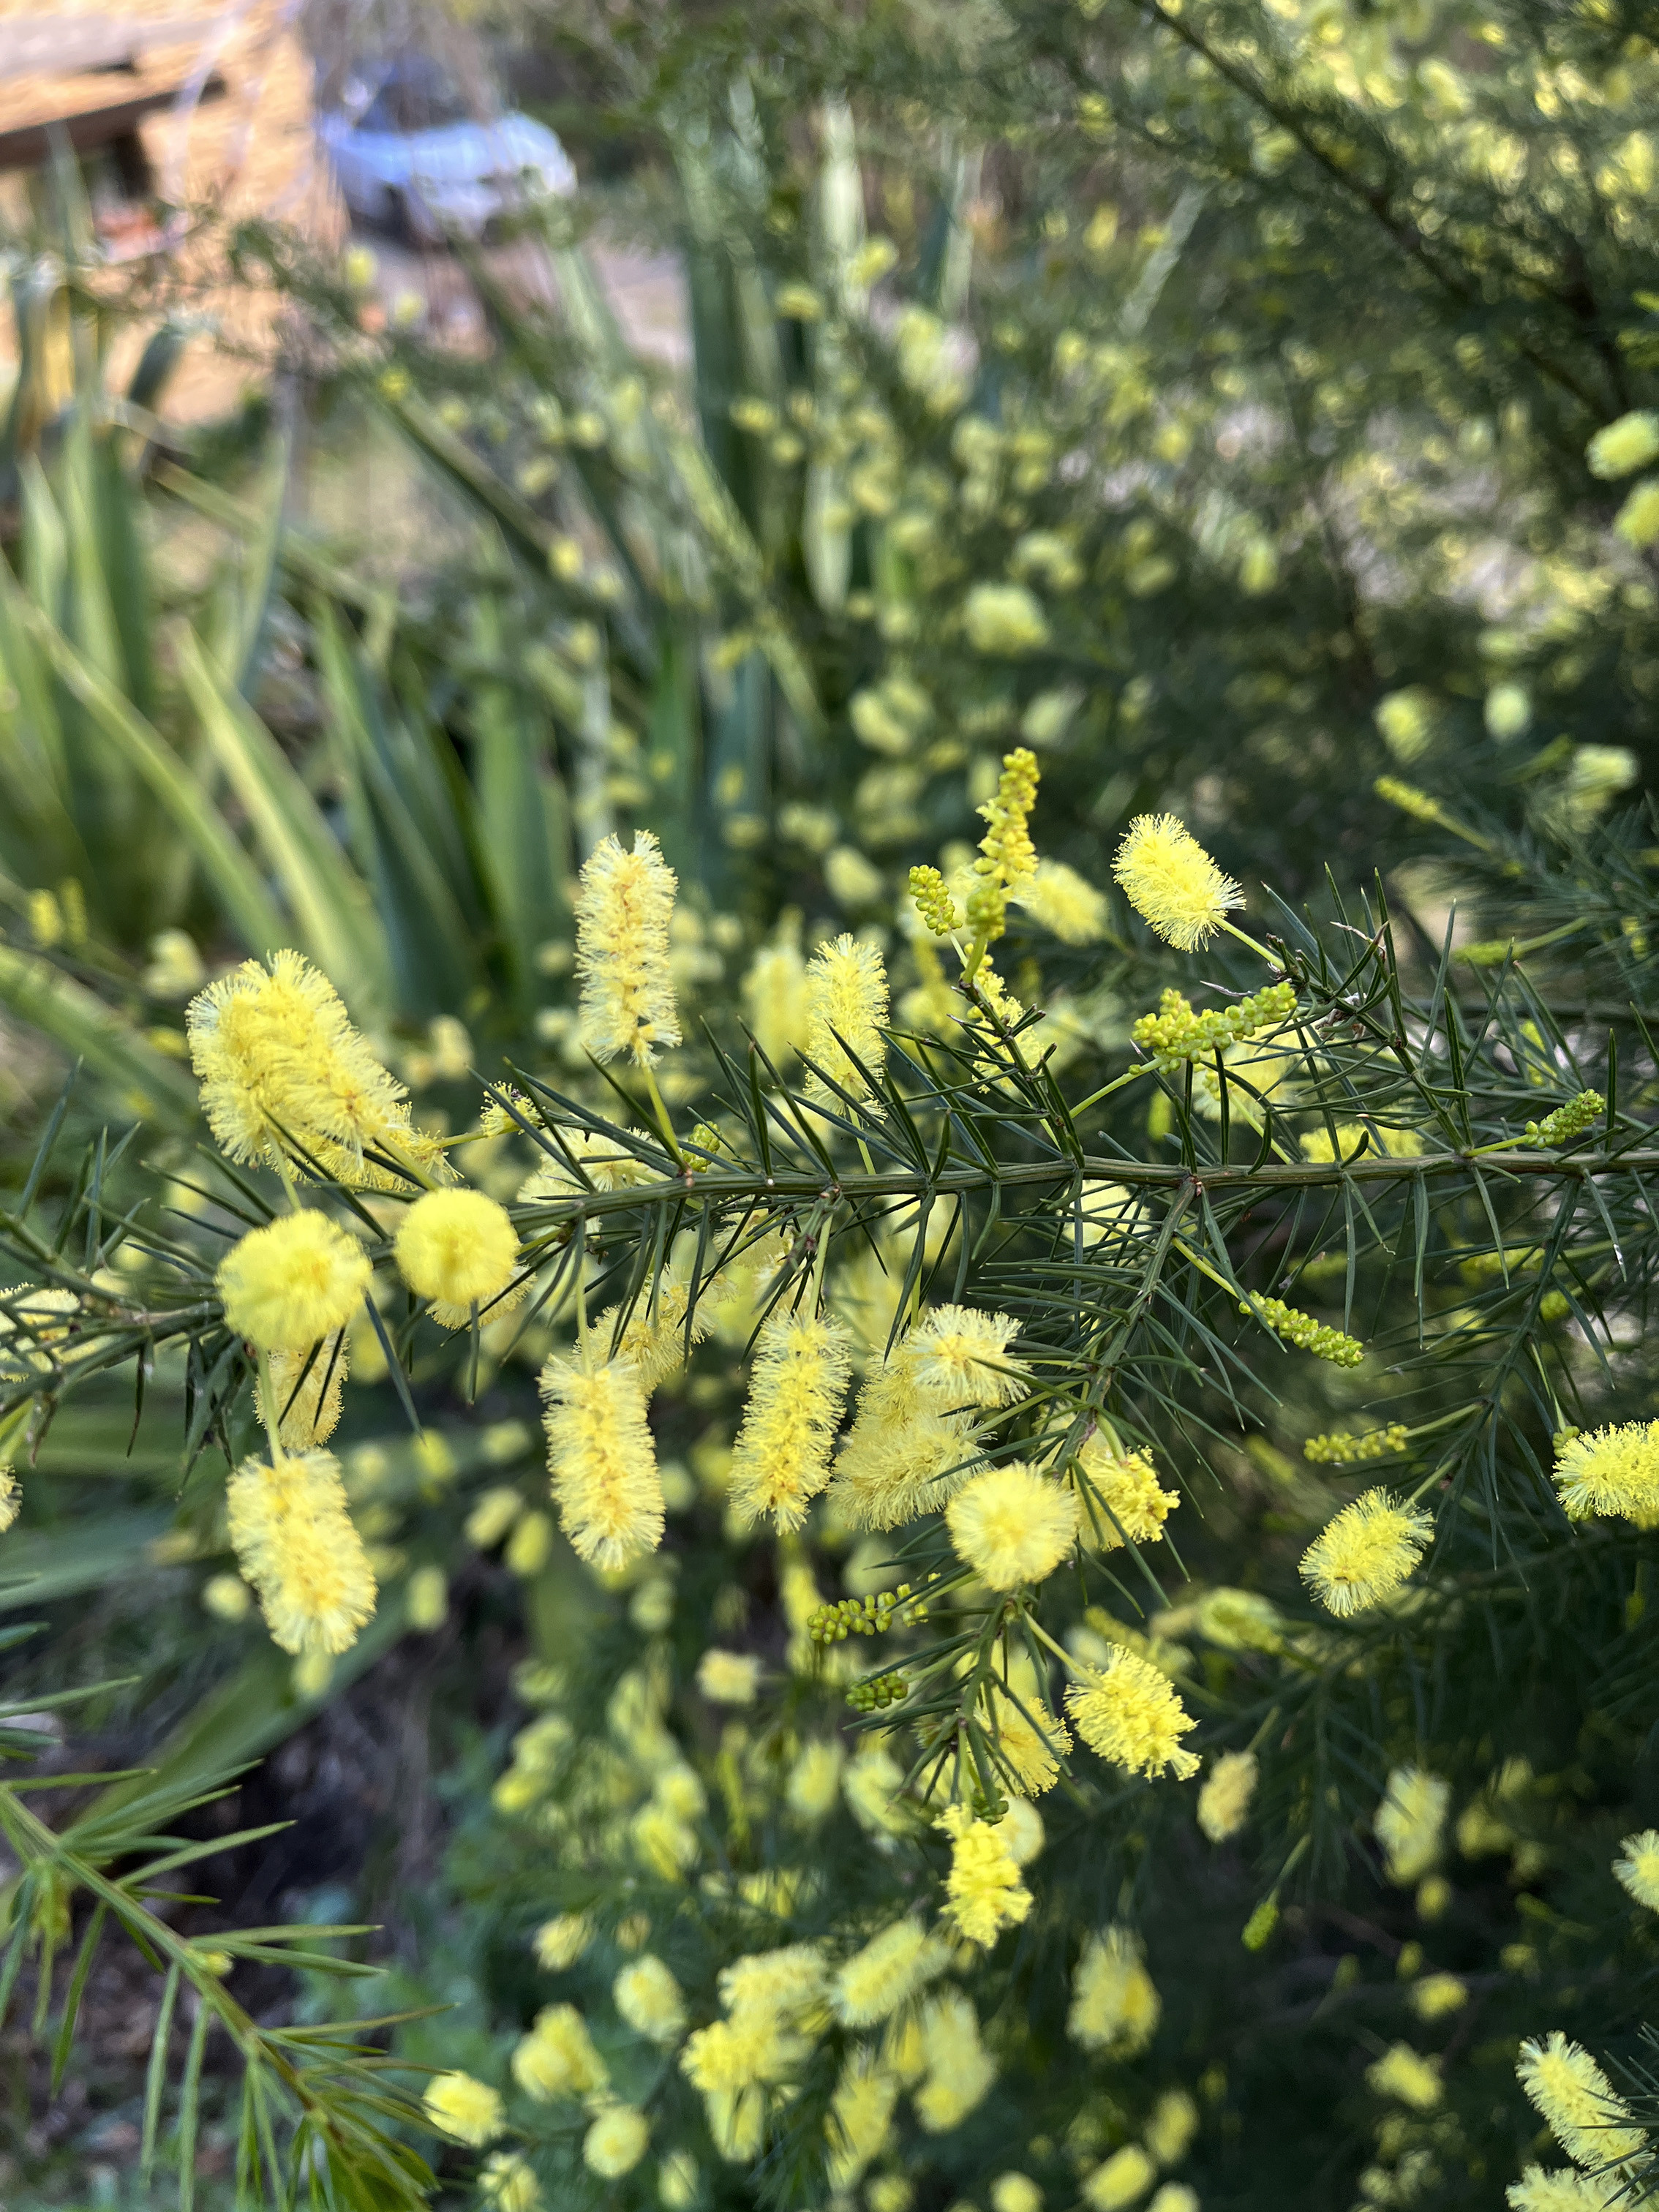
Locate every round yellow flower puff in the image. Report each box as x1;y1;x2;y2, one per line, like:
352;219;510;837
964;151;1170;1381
421;2069;504;2146
1614;1829;1659;1912
584;2105;650;2178
394;1186;521;1328
947;1463;1080;1590
218;1211;370;1353
1299;1489;1433;1617
1067;1648;1200;1780
1516;2031;1648;2168
1112;813;1243;952
1375;1765;1449;1886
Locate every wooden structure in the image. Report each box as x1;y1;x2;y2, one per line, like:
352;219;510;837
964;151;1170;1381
0;2;342;418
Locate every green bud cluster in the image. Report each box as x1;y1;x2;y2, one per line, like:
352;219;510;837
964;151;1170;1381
1524;1089;1604;1147
1244;1295;1366;1368
1303;1423;1410;1464
1132;981;1298;1072
908;866;960;936
846;1671;910;1712
808;1584;930;1643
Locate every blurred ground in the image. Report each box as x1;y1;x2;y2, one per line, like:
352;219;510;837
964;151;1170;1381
352;222;691;366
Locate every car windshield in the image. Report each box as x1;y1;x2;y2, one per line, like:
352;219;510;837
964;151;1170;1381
356;60;475;134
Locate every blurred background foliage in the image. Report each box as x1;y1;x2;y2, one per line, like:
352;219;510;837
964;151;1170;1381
0;0;1657;2204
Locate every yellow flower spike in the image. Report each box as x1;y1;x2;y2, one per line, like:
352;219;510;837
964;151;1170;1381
187;951;447;1189
1367;2044;1442;2110
831;1919;947;2026
728;1309;853;1532
421;2070;505;2146
1299;1490;1433;1617
1111;813;1243;952
539;1351;664;1570
225;1451;377;1656
906;1304;1026;1407
947;1463;1080;1590
1067;1925;1160;2054
1013;856;1110;945
805;933;889;1100
1197;1750;1258;1843
218;1212;371;1353
0;1465;23;1535
1067;1649;1200;1780
1516;2032;1648;2167
1374;1766;1448;1885
1074;1438;1181;1551
394;1186;522;1328
573;830;682;1067
937;1802;1034;1946
827;2050;900;2189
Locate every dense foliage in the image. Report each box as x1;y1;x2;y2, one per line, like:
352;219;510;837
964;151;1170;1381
2;2;1659;2209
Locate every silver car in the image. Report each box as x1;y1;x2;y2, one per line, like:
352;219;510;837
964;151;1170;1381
318;56;577;244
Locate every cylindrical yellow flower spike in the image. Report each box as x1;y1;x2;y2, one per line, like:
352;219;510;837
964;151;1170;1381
225;1449;377;1655
1111;813;1243;952
728;1309;852;1532
187;950;448;1189
218;1211;371;1352
805;933;889;1100
1066;1648;1200;1779
395;1186;522;1327
937;1804;1033;1946
539;1351;665;1568
574;830;682;1066
1298;1489;1432;1616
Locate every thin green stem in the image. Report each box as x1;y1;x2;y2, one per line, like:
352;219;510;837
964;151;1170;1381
640;1061;686;1167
